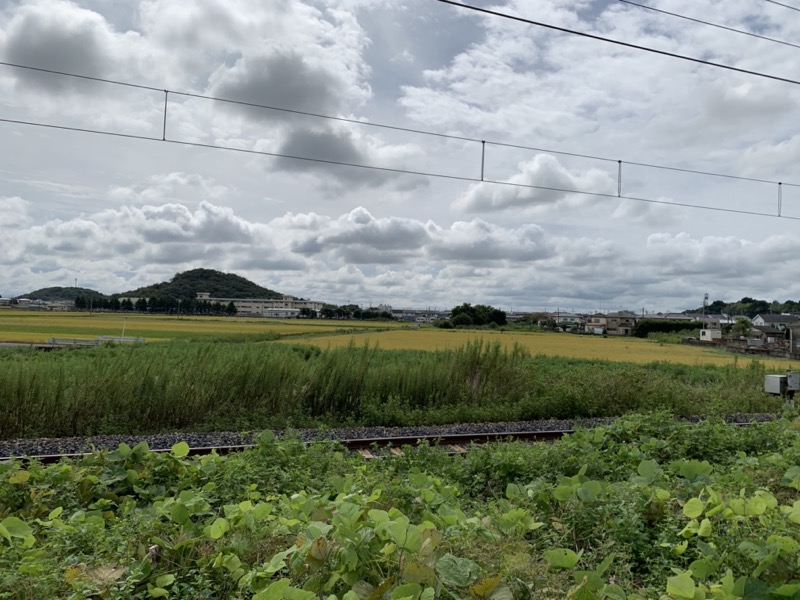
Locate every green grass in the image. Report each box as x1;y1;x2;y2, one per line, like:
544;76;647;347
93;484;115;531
0;340;783;439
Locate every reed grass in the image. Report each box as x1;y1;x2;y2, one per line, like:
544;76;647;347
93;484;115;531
0;341;781;439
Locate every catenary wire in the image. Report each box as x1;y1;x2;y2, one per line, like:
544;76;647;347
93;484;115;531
2;115;799;222
434;0;800;87
1;60;798;188
618;0;800;51
765;0;800;13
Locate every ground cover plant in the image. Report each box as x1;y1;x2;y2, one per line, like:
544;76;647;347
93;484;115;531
1;414;798;599
0;340;785;439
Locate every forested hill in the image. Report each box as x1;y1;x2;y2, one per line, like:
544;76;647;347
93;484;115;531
16;287;106;301
115;269;283;300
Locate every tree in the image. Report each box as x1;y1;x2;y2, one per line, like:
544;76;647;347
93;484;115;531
74;295;86;310
225;301;237;316
135;298;148;313
731;317;752;338
451;313;473;327
450;303;507;327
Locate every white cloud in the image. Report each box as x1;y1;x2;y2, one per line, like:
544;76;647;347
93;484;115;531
2;0;800;311
454;154;616;213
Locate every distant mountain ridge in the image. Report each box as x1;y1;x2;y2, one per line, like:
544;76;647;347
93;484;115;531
15;269;284;301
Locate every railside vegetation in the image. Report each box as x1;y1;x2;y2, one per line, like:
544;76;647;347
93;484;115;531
0;415;799;598
0;340;782;439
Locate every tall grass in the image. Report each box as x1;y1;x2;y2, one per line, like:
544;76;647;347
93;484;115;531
0;341;780;439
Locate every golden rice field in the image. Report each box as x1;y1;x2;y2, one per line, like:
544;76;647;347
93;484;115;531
0;310;405;343
284;328;798;370
2;310;795;371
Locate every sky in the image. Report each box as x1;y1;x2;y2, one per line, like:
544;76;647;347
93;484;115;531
2;0;800;313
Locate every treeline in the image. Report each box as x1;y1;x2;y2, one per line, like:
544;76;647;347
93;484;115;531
73;296;397;319
695;296;800;318
435;303;507;328
632;319;702;338
75;295;237;315
318;304;393;320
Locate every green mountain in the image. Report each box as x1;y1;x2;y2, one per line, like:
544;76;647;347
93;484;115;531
116;269;283;300
16;287;107;301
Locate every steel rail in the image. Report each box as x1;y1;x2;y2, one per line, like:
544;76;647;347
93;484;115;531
0;429;572;464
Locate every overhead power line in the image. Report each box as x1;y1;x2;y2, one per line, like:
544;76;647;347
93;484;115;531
619;0;800;51
434;0;800;87
1;62;799;220
765;0;800;13
0;60;795;188
1;115;798;222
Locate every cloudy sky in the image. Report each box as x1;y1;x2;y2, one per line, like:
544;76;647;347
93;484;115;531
2;0;800;312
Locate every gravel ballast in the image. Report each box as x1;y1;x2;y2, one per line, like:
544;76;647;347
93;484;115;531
0;413;780;459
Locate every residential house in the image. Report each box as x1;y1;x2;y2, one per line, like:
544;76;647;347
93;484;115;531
584;313;607;335
751;314;799;331
549;312;582;330
606;311;636;336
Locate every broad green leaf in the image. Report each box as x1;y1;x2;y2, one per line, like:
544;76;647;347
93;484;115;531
1;517;32;539
781;466;800;490
368;509;390;526
8;470;30;485
553;485;575;502
284;587;317;600
403;563;437;587
544;548;579;570
745;496;767;516
207;517;229;540
468;575;501;598
436;553;481;587
595;553;615;576
156;574;175;587
672;541;688;556
0;523;9;543
637;459;661;481
682;498;704;519
148;587;168;598
774;584;800;596
666;572;696;599
420;588;435;600
577;481;602;503
170;504;190;526
391;582;422;600
601;584;627;600
171;441;190;458
253;578;291;600
689;558;718;579
505;483;523;500
675;459;712;482
697;518;712;537
48;507;63;520
785;501;800;524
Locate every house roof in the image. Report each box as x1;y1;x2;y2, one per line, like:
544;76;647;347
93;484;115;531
754;314;799;323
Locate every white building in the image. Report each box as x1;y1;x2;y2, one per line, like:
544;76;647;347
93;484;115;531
196;292;324;317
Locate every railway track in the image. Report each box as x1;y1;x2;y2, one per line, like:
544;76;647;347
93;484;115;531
1;428;571;464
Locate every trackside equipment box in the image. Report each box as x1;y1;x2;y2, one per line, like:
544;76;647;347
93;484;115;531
764;372;800;401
